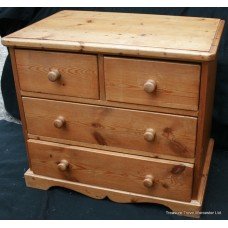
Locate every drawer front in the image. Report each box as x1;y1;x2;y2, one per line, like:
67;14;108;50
104;57;200;111
23;97;197;159
15;49;99;99
28;140;194;202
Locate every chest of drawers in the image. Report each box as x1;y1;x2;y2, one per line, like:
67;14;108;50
2;10;224;218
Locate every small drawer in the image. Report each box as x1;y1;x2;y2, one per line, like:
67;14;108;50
28;139;194;202
23;97;197;160
104;57;200;111
15;49;99;99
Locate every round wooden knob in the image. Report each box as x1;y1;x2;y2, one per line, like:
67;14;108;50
54;116;65;128
143;80;157;93
144;128;156;142
48;69;61;82
143;175;154;188
58;159;69;171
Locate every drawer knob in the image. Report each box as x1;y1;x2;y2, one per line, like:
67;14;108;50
48;69;61;82
143;80;157;93
144;128;156;142
54;116;66;128
143;175;154;188
58;159;69;171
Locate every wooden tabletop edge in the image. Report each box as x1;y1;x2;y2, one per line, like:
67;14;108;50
1;36;222;62
208;20;225;59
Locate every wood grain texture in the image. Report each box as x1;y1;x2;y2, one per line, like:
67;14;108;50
98;54;106;100
193;60;217;199
15;49;99;99
2;11;224;61
20;90;199;117
210;20;225;57
25;139;214;218
25;169;202;218
27;134;195;164
23;97;197;159
8;48;31;167
104;57;200;111
28;139;194;202
196;139;214;204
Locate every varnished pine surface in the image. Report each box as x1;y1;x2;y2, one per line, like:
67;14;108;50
23;97;197;159
15;49;99;99
24;139;214;218
105;57;200;111
193;60;217;198
28;139;194;202
1;11;224;61
2;10;223;217
27;134;195;164
20;90;199;117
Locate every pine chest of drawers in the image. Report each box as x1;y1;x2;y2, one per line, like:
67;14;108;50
2;10;224;218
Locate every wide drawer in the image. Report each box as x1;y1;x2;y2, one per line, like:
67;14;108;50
28;139;194;202
15;49;99;99
23;97;197;160
104;57;200;111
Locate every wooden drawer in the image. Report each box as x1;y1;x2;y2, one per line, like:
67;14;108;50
23;97;197;160
15;49;99;99
104;57;200;111
28;139;194;202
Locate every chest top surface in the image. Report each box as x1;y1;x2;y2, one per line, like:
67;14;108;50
2;10;224;61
